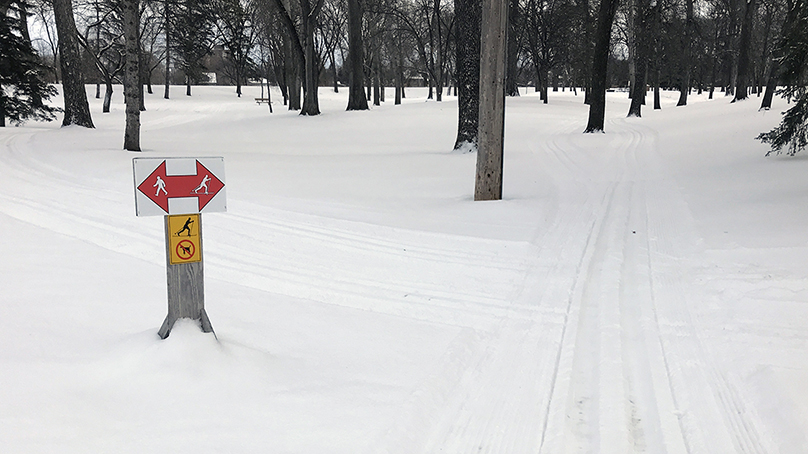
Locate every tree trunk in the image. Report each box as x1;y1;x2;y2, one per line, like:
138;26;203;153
164;0;170;99
453;0;481;151
434;0;444;102
733;0;757;101
123;0;141;151
0;83;5;127
584;0;620;132
760;60;778;110
265;66;274;113
653;65;661;110
505;0;520;96
395;27;404;105
331;50;338;93
346;0;369;110
285;35;301;110
299;0;321;116
95;1;101;99
677;0;694;106
52;0;94;128
138;52;146;111
103;82;113;113
760;0;799;110
186;75;192;96
628;0;651;117
372;57;381;106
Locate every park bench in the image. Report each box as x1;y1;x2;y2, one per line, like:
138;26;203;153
255;98;270;104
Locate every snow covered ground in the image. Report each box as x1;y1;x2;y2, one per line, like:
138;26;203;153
1;84;806;454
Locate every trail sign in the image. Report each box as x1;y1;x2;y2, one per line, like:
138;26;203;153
133;157;223;340
133;157;226;216
167;214;202;265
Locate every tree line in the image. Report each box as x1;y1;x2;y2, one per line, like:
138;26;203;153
0;0;806;154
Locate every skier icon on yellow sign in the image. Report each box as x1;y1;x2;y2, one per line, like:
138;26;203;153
175;217;194;237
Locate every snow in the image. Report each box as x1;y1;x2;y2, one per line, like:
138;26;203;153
1;84;807;453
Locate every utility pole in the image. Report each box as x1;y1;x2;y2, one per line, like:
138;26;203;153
475;0;508;201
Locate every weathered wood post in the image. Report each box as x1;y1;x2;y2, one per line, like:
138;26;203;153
475;0;508;201
158;214;214;339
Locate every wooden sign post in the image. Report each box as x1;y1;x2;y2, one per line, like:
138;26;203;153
133;157;226;339
159;213;213;339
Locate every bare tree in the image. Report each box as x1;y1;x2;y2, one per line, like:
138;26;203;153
52;0;94;127
346;0;368;110
123;0;140;150
733;0;758;101
584;0;620;132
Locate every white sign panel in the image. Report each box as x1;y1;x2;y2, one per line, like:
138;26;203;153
133;157;226;216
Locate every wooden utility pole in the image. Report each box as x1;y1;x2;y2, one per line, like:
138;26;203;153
475;0;508;201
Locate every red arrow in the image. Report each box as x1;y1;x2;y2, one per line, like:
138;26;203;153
137;160;225;213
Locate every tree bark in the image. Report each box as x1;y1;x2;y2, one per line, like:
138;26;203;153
628;0;651;117
346;0;369;110
0;82;5;127
434;0;444;101
677;0;694;106
285;34;301;110
584;0;620;132
331;50;338;93
164;0;170;99
372;56;381;106
453;0;481;151
760;60;778;110
299;0;324;115
733;0;757;102
505;0;520;96
52;0;94;128
103;82;113;113
123;0;141;151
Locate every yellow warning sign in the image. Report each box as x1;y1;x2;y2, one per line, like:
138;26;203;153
168;214;201;265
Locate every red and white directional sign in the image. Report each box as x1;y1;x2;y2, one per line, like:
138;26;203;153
133;157;226;216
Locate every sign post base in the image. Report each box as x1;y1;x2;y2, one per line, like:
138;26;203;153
158;214;215;339
158;311;215;340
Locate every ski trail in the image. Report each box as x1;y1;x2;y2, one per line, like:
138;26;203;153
625;118;775;454
537;118;693;454
365;113;616;454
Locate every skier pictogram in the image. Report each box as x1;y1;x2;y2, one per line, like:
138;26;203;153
192;175;212;194
175;217;194;237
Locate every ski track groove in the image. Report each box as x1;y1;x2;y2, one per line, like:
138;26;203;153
626;118;772;454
